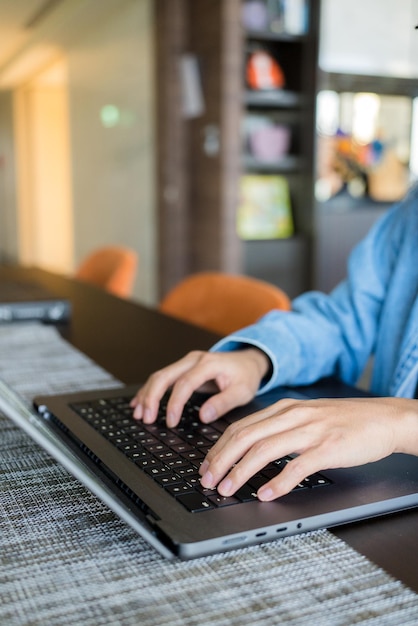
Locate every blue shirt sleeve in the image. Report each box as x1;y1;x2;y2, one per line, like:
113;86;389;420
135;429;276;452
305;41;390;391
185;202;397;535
211;197;410;394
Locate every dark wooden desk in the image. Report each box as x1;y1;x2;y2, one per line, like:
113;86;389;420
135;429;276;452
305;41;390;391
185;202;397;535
2;265;418;592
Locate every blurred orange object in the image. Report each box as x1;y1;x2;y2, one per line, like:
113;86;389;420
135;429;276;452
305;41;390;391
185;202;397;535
159;271;291;336
75;246;138;298
246;50;285;90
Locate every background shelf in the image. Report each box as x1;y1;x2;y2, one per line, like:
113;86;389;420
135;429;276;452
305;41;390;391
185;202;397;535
243;89;302;108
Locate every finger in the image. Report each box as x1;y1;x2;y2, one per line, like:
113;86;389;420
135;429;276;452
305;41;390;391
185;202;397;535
201;398;299;471
166;373;226;427
164;353;251;426
200;398;326;493
166;349;277;426
198;380;261;424
131;351;205;422
131;382;160;421
257;448;327;500
200;412;299;493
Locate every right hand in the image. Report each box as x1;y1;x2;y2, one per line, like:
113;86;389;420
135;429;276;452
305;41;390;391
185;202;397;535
130;348;271;427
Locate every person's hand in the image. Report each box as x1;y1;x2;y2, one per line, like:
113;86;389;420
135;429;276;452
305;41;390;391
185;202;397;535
199;396;418;500
130;348;271;427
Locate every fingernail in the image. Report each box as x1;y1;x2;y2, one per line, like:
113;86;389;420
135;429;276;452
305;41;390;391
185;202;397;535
143;408;153;423
218;478;233;496
200;471;214;489
133;405;143;420
258;487;274;501
200;404;216;423
166;411;176;428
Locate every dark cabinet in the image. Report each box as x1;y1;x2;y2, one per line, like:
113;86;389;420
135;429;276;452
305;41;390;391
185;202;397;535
239;1;320;298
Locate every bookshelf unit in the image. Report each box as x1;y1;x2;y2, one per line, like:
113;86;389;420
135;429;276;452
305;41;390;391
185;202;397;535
240;1;320;298
155;0;320;300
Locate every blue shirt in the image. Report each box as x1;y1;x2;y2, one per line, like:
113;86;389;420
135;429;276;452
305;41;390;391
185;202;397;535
212;186;418;399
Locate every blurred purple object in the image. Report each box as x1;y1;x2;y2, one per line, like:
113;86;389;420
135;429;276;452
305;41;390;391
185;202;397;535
249;125;291;161
242;0;268;31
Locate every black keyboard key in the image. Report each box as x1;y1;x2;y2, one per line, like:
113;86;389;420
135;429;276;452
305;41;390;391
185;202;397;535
195;485;218;497
145;464;171;477
209;420;228;433
197;426;222;440
261;467;281;481
134;456;159;468
185;475;201;487
154;450;177;461
180;450;205;462
171;442;194;453
165;457;190;470
248;473;268;491
117;442;142;454
125;448;150;460
114;417;133;428
154;473;183;487
165;483;195;496
134;434;159;446
235;484;258;502
104;429;125;439
175;464;197;476
303;473;332;488
208;494;239;507
293;482;310;490
145;443;170;454
176;493;214;512
160;433;183;446
113;435;133;446
70;402;92;416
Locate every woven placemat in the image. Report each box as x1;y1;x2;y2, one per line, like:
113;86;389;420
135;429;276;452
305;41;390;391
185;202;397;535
1;323;417;626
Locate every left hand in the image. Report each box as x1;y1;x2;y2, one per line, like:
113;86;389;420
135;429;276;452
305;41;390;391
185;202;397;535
199;396;418;500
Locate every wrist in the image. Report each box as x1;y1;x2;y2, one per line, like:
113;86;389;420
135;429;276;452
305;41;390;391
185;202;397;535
243;347;272;382
393;398;418;456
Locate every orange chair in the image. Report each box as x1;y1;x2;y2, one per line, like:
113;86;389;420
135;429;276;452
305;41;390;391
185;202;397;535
159;271;291;336
75;246;138;298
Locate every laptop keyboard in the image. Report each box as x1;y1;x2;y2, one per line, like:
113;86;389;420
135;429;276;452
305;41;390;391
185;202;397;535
70;394;332;513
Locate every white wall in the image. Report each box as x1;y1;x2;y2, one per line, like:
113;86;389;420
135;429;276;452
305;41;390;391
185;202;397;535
320;0;418;77
0;0;156;304
67;0;156;303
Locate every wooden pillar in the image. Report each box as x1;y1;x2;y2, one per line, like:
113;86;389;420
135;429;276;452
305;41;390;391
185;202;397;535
154;0;243;299
154;0;191;298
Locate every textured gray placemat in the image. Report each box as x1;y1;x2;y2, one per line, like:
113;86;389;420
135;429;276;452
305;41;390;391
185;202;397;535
1;323;417;626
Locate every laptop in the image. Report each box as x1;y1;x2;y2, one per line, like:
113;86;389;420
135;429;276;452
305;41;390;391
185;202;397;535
2;378;418;560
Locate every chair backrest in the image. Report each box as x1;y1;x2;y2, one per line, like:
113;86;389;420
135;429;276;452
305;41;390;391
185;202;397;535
75;246;138;298
159;271;291;336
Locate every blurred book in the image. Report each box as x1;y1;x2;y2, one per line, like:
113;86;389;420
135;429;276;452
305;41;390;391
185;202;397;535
242;0;269;31
237;175;294;239
0;279;71;324
242;0;308;35
268;0;308;35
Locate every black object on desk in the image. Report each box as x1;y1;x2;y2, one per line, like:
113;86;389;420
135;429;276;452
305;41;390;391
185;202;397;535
0;276;71;324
